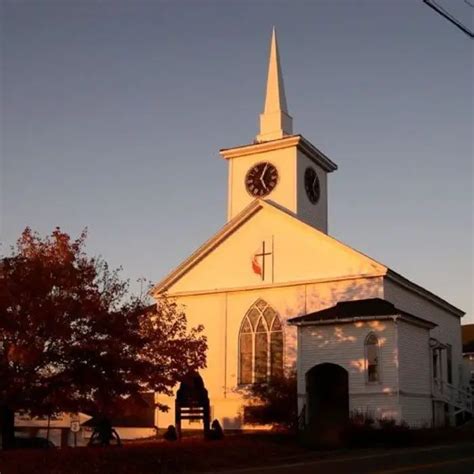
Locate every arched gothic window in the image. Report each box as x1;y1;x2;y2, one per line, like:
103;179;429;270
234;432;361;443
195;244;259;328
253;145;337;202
365;333;380;383
239;299;283;384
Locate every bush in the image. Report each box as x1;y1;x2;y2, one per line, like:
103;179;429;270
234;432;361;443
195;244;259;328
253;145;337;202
350;408;375;428
346;412;412;448
241;371;297;431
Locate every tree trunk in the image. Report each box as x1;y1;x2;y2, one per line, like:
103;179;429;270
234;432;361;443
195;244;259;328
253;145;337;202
0;406;15;450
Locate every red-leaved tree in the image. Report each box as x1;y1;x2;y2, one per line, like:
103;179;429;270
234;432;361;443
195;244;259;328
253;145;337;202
0;227;207;448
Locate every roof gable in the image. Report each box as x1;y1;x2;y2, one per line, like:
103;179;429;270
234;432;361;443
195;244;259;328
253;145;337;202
152;200;387;296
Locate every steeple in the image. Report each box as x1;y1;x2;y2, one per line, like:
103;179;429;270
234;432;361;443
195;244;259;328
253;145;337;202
256;27;293;143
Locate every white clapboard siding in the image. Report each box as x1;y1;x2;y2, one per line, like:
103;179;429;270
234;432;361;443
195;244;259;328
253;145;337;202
349;393;401;422
398;320;431;394
397;320;432;426
384;279;463;387
298;320;401;422
399;396;433;427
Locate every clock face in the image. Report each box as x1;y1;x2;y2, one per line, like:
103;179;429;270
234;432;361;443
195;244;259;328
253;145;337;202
245;162;279;197
304;167;320;204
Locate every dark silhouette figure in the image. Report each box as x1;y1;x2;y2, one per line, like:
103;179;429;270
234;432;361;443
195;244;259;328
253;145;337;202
88;416;121;447
163;425;178;441
176;372;209;407
207;419;224;440
175;372;210;438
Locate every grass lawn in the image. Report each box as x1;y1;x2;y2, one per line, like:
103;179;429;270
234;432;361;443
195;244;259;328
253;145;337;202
0;432;312;474
1;427;473;474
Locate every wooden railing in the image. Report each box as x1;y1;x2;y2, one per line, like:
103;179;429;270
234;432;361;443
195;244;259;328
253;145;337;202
432;378;474;414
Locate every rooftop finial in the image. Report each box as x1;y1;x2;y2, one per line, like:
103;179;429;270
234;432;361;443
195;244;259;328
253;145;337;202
256;27;293;142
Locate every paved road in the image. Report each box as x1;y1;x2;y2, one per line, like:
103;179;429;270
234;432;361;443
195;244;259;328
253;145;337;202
210;442;474;474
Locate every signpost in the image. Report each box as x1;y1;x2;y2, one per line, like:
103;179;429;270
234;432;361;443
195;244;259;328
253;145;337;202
70;419;81;447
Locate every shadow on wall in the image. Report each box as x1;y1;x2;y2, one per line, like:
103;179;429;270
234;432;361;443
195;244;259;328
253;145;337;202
282;276;384;322
279;275;385;364
274;276;400;407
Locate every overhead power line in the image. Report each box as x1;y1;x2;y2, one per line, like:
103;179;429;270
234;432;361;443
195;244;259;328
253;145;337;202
423;0;474;38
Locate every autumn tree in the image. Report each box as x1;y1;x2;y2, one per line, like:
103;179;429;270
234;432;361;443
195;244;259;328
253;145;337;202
0;227;207;448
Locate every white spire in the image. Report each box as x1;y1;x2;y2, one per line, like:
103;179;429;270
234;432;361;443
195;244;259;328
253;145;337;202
256;27;293;143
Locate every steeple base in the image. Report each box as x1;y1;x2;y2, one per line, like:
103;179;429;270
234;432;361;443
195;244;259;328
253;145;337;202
256;111;293;143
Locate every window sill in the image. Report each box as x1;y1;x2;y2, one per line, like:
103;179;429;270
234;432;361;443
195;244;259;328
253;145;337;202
237;381;269;388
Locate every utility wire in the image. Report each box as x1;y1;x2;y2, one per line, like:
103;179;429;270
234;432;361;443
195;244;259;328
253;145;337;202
423;0;474;38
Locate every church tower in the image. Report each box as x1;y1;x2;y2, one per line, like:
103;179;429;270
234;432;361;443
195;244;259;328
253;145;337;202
220;28;337;233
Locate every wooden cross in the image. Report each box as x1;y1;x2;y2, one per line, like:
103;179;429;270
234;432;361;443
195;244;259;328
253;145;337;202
255;240;272;281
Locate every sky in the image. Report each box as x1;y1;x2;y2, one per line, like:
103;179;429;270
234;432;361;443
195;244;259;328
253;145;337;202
1;1;473;322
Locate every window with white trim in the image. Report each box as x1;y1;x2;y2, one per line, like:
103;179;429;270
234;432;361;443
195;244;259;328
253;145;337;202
365;333;380;383
239;299;283;384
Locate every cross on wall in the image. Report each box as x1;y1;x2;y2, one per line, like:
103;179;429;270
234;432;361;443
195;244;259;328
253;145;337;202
252;239;274;282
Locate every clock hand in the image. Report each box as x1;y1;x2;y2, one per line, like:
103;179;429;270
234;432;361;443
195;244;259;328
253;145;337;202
260;164;268;190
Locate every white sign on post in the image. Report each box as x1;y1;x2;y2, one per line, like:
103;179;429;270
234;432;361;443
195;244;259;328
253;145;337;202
70;421;80;433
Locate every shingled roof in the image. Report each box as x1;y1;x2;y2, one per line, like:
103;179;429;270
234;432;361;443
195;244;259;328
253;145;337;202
288;298;435;328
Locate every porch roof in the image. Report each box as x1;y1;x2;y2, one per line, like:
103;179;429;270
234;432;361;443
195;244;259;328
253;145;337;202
288;298;436;329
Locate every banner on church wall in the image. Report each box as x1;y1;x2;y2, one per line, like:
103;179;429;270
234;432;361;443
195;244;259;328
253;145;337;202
252;254;262;276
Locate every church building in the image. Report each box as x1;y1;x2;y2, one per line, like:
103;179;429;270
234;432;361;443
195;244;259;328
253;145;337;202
152;29;471;430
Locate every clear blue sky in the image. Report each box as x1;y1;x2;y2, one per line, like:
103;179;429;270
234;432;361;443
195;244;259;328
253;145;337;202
1;1;473;322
